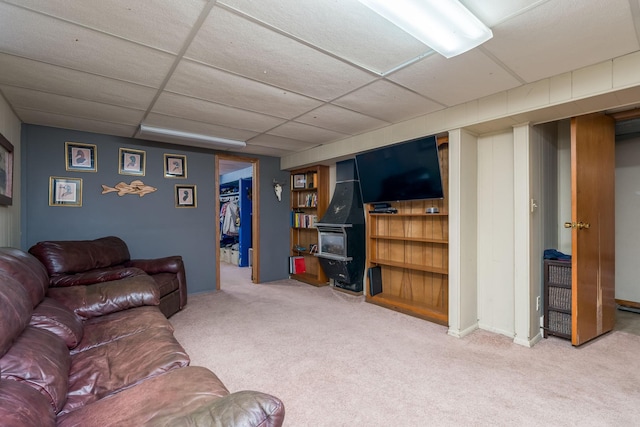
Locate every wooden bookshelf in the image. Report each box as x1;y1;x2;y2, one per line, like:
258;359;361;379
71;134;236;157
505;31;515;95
290;165;329;286
365;136;449;325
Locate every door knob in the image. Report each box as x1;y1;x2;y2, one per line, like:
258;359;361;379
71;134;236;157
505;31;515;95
564;221;590;229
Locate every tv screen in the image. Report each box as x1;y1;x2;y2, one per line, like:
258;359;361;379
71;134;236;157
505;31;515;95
355;135;443;204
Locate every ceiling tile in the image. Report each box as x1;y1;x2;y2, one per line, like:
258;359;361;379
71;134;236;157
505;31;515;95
167;60;324;119
219;0;430;74
15;108;137;137
268;122;348;144
153;92;286;132
248;134;320;151
333;80;444;122
144;113;259;142
5;0;207;54
461;0;546;27
240;144;295;157
1;85;145;125
482;0;640;83
185;6;377;101
388;49;522;107
0;3;175;86
0;54;157;110
295;104;389;135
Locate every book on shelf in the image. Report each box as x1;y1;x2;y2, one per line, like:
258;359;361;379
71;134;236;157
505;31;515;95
291;212;317;228
289;256;306;274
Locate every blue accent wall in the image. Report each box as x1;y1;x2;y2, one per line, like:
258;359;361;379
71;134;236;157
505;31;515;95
21;125;291;293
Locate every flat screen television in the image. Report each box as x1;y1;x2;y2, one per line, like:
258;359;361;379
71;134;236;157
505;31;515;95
355;135;443;204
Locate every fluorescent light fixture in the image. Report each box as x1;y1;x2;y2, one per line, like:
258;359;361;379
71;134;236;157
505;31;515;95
359;0;493;58
137;124;246;148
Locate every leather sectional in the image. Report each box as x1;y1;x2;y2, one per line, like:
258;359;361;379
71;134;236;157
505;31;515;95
0;245;285;426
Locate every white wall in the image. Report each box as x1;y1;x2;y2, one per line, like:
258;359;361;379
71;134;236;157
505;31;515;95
448;128;478;338
615;136;640;303
0;95;21;247
477;131;515;337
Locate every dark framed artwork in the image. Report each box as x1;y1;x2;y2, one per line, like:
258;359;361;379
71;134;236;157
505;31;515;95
175;184;196;208
293;173;306;189
65;142;97;172
164;153;187;178
119;148;145;176
0;133;13;206
49;176;82;207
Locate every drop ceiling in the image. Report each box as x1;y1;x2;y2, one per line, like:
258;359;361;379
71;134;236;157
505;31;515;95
1;0;640;161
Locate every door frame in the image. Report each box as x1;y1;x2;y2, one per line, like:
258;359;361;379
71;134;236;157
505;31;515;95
215;154;260;288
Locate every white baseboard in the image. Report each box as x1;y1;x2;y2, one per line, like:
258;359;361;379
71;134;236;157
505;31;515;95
448;322;478;338
478;323;515;339
514;331;543;347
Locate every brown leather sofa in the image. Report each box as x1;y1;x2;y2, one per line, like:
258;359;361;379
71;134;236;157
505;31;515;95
0;247;285;426
28;236;187;318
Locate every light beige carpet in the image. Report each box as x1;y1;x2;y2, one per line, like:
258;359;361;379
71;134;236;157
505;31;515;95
170;265;640;426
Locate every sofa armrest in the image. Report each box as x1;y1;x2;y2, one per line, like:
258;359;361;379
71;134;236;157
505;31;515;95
126;256;182;274
47;275;159;319
152;390;285;427
126;256;187;309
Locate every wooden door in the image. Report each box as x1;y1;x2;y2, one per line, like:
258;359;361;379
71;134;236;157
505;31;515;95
570;113;616;346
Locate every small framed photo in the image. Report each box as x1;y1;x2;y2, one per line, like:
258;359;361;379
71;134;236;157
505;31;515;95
164;154;187;178
119;148;145;176
293;173;306;189
49;176;82;207
0;133;14;206
175;184;196;208
65;142;97;172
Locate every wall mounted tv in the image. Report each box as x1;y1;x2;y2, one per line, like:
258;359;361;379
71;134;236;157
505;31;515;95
355;135;443;204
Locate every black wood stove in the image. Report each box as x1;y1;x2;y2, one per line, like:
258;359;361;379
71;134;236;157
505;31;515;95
315;160;365;292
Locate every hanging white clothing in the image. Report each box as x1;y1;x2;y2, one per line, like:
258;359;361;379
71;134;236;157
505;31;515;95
222;201;240;235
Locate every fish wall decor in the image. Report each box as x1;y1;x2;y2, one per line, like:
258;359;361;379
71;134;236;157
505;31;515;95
101;180;157;197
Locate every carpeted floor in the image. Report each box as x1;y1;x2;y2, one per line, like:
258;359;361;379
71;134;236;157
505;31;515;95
170;264;640;426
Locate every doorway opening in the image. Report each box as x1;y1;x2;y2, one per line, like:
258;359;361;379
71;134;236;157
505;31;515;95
537;112;640;342
215;154;260;289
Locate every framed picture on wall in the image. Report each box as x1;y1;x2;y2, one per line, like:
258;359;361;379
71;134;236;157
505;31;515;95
0;133;14;206
49;176;82;207
164;153;187;178
65;142;97;172
119;148;145;176
175;184;196;208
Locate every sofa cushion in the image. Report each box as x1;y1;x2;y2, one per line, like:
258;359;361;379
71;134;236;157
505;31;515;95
62;327;190;414
56;366;228;427
0;379;56;427
0;272;32;358
0;326;70;412
47;275;160;319
0;248;49;307
72;306;173;355
30;297;84;349
49;266;145;288
29;236;131;277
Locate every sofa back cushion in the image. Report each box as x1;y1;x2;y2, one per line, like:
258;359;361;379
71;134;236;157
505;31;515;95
0;248;49;307
31;297;84;349
0;272;32;358
29;236;131;277
0;379;56;427
0;326;70;413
